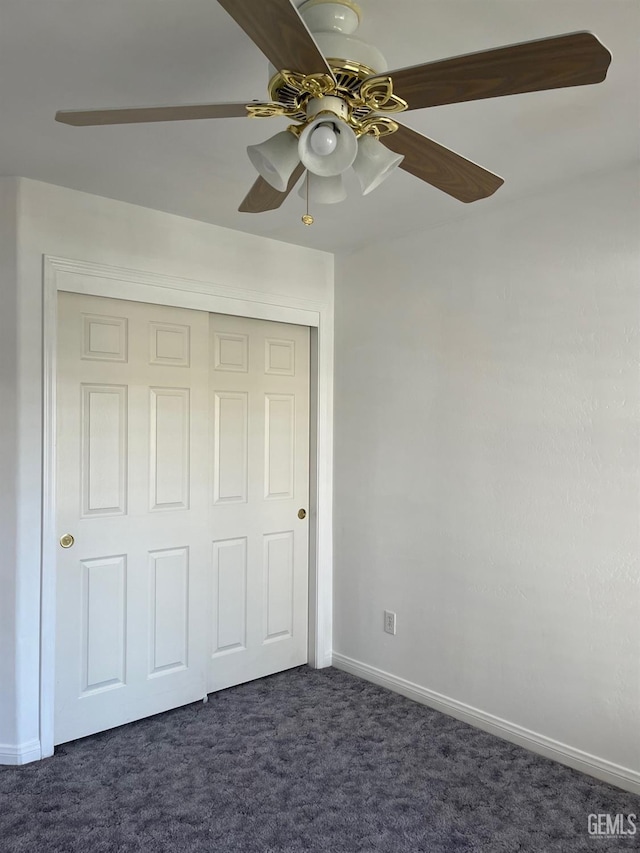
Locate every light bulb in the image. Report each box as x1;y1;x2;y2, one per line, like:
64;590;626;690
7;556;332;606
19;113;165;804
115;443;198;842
310;123;338;157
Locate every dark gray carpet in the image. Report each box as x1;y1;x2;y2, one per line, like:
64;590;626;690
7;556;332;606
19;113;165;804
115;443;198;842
1;666;638;852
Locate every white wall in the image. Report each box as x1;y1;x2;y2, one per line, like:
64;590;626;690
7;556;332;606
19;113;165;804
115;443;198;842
0;178;19;753
1;178;333;762
333;165;640;789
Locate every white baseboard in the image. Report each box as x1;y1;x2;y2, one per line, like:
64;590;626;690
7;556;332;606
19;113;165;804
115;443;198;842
0;739;42;766
332;653;640;796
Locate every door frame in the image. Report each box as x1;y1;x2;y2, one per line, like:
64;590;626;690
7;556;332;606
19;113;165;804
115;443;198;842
40;254;334;758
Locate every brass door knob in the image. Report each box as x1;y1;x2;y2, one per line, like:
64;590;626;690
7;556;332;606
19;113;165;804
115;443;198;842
298;508;307;520
59;533;75;549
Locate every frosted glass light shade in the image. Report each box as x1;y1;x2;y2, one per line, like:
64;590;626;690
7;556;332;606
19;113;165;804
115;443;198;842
297;173;347;205
247;131;300;192
298;116;358;177
353;135;404;195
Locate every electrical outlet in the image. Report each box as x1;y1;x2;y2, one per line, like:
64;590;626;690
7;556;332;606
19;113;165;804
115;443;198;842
384;610;396;635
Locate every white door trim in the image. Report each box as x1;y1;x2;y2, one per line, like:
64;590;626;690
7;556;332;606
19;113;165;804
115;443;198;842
41;254;333;759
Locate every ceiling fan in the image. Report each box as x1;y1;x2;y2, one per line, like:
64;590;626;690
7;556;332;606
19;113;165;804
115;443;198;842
55;0;611;224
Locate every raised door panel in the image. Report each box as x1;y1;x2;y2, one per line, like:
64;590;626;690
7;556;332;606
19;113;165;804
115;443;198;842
148;548;189;676
82;314;128;363
80;555;127;694
265;338;295;376
213;392;248;504
149;388;190;511
214;333;248;373
149;322;191;367
81;384;128;517
211;538;247;655
263;532;294;642
264;394;295;500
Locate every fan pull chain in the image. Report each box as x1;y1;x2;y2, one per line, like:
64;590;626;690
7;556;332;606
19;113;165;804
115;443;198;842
302;171;314;226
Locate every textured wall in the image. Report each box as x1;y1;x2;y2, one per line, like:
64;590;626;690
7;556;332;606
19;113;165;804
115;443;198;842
334;166;640;774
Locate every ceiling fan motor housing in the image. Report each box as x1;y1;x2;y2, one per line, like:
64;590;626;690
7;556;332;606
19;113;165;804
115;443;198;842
299;0;387;71
272;0;388;76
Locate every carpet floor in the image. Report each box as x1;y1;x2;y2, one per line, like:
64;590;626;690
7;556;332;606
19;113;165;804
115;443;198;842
1;666;638;852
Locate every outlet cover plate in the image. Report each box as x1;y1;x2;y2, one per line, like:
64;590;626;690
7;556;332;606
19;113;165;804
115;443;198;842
384;610;396;635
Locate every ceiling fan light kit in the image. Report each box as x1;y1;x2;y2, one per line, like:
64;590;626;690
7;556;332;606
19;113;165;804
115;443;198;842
55;0;612;224
298;172;347;205
247;130;300;192
353;134;405;196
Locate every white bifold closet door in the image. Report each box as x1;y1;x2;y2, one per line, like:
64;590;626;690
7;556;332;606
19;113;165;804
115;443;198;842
55;293;309;745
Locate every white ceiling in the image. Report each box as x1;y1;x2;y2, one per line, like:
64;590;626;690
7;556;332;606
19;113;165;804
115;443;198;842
1;0;638;254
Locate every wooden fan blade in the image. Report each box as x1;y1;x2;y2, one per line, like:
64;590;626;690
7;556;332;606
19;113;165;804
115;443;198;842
216;0;333;77
386;32;612;111
55;102;253;126
383;124;503;203
239;164;305;213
